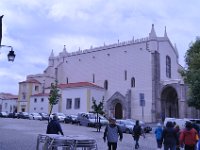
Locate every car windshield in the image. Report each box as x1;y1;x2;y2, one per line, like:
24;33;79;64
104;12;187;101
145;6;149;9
71;115;77;118
100;116;107;120
32;113;40;116
56;113;65;116
88;114;96;119
117;120;134;125
124;121;134;125
41;113;48;116
22;112;29;115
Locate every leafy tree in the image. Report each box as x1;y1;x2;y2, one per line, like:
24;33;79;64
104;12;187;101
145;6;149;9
91;98;105;132
180;38;200;109
91;99;105;115
48;80;60;122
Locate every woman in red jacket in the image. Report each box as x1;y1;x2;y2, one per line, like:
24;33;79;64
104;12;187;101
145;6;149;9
179;121;198;150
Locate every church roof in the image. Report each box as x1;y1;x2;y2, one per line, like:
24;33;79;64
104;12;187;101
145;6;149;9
58;82;104;89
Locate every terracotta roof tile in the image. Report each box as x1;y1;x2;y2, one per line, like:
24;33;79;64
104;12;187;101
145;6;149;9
19;79;41;84
58;82;104;89
31;93;49;97
0;93;18;99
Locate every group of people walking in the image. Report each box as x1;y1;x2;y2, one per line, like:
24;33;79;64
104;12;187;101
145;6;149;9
155;121;199;150
45;114;200;150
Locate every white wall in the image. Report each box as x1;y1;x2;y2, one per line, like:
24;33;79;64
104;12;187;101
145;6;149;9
61;87;105;115
29;96;59;114
1;99;17;113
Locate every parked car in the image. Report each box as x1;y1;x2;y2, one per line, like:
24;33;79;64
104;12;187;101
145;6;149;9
64;114;78;124
164;117;191;130
116;119;134;134
77;112;108;127
7;112;17;118
50;112;66;122
29;113;42;120
0;112;8;118
17;112;29;119
39;112;49;120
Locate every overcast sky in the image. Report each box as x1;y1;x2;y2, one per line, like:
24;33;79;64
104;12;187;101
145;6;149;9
0;0;200;95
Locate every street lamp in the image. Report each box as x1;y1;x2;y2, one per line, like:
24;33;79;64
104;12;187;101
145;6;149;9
0;15;16;62
0;45;16;62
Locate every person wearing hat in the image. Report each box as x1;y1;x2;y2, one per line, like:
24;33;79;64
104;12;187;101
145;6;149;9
46;114;64;135
103;117;123;150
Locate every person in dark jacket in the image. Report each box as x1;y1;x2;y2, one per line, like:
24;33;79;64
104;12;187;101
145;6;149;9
162;121;178;150
179;121;198;150
46;115;64;135
133;120;142;149
103;117;123;150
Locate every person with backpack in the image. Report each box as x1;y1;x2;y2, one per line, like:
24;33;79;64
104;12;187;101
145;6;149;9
133;120;142;149
162;121;178;150
179;121;198;150
155;123;163;150
103;117;123;150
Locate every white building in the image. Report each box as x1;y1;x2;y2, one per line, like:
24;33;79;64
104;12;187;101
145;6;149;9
18;24;198;122
0;93;18;113
28;82;105;115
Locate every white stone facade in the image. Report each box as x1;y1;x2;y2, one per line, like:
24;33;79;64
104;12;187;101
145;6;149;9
0;93;18;113
18;25;198;122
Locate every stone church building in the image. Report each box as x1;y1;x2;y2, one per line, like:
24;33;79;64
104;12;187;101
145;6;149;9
17;24;199;122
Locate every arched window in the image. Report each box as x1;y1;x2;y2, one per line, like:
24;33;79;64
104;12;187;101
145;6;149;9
166;56;171;78
131;77;135;88
104;80;108;90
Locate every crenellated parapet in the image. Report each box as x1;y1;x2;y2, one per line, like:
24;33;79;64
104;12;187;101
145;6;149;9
48;24;178;64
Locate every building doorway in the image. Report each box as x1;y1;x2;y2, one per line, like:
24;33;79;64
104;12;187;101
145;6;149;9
161;86;179;120
115;103;122;119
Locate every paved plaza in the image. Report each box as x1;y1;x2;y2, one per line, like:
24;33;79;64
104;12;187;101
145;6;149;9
0;118;158;150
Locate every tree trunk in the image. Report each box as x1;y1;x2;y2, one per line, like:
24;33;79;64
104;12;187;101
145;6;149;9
48;105;53;124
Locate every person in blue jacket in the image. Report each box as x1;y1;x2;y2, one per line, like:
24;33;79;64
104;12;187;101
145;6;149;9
155;123;163;149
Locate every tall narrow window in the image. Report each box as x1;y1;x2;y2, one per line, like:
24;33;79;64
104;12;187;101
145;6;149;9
166;56;171;78
5;103;7;109
55;68;58;81
74;98;80;109
34;98;37;103
131;77;135;88
124;70;127;80
66;77;69;84
35;86;39;91
66;98;72;109
22;92;26;99
92;74;95;83
104;80;108;90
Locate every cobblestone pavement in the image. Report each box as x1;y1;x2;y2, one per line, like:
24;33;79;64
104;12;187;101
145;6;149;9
0;118;159;150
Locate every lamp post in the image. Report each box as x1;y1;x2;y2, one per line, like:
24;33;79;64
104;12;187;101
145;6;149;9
0;15;16;62
0;45;16;62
